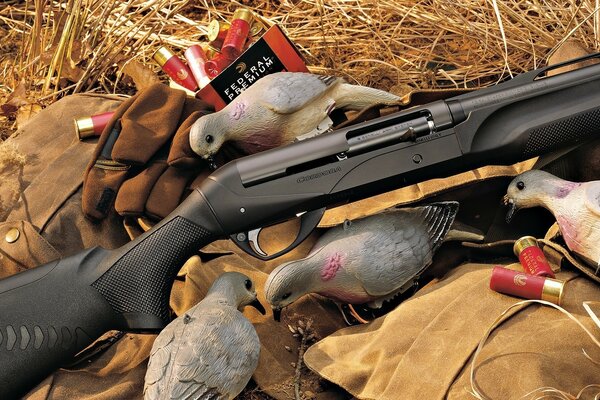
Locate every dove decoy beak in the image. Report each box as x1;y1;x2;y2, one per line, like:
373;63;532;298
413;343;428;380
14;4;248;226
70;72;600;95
272;307;282;322
250;299;266;315
206;155;218;170
505;198;517;223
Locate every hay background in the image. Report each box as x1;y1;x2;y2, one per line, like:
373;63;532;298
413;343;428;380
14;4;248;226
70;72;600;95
1;0;600;140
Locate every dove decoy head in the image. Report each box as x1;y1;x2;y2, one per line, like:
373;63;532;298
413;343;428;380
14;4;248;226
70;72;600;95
211;272;266;314
265;258;318;321
504;169;563;223
189;113;227;160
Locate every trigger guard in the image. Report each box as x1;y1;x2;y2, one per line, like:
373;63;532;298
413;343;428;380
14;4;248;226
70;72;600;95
231;207;326;261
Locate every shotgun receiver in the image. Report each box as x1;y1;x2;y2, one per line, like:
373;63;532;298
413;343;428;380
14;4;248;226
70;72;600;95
3;53;600;397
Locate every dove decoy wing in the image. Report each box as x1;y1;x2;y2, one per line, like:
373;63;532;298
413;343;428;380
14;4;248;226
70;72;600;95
251;72;340;115
560;181;600;267
144;304;260;400
144;325;176;395
343;202;459;299
584;183;600;216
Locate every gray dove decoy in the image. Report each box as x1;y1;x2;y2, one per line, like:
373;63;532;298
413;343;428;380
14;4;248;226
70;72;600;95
265;202;477;317
504;169;600;272
144;272;266;400
189;71;402;160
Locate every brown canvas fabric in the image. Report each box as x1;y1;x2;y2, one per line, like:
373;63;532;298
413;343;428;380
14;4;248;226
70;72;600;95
304;263;600;400
0;93;130;276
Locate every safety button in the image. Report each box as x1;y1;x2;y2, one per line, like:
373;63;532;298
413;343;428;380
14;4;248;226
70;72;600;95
5;228;20;243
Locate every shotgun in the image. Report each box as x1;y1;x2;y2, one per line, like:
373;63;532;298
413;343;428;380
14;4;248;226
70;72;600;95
2;53;600;398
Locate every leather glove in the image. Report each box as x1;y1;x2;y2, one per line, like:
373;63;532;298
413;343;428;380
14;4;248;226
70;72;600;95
82;83;213;221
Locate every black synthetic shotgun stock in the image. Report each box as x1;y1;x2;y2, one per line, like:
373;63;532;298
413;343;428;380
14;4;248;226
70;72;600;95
2;53;600;397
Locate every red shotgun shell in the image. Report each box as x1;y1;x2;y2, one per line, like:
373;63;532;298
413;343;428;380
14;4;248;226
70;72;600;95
74;111;115;140
152;46;199;92
204;53;234;78
489;266;564;305
221;8;253;60
184;44;211;89
207;20;230;50
514;236;555;278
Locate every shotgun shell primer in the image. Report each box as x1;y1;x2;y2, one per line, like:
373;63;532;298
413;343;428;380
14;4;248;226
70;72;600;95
514;236;555;278
489;266;564;305
207;20;230;50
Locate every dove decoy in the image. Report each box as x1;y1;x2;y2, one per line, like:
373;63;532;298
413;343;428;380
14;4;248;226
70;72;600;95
144;272;266;400
189;71;402;160
265;202;472;317
504;169;600;272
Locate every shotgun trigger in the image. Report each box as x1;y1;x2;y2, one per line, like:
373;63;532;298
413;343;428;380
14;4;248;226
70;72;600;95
247;228;267;257
230;207;326;261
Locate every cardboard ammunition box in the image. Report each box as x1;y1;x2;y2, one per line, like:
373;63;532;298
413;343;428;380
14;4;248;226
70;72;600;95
196;24;309;110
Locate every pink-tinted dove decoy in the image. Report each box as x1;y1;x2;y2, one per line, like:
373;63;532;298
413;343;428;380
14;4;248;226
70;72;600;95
265;202;480;317
189;72;402;160
504;169;600;272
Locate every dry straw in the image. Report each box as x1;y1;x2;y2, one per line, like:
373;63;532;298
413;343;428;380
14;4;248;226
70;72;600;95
1;0;600;102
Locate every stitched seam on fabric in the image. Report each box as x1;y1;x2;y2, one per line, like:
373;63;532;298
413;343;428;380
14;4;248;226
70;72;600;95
94;160;129;170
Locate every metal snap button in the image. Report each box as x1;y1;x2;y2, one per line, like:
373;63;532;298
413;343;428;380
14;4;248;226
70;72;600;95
5;228;20;243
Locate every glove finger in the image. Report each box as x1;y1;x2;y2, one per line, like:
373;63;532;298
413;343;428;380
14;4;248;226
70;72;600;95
112;84;187;165
145;166;202;220
81;160;130;221
83;95;137;177
115;159;169;217
82;118;133;220
167;110;212;168
179;95;214;122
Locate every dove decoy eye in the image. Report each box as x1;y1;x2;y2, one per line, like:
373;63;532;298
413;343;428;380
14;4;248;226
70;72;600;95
516;181;525;190
205;135;214;144
245;279;252;290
